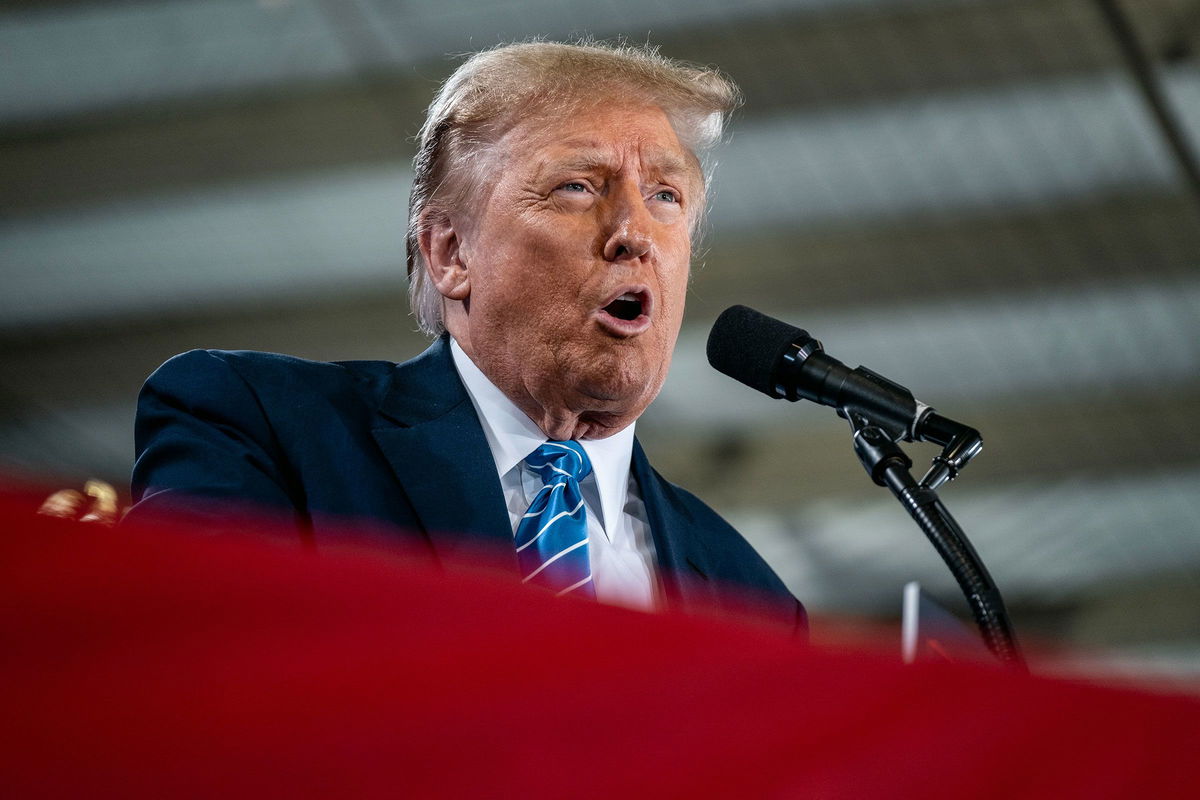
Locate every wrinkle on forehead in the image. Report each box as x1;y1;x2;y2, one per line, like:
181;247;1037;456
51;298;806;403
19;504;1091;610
533;142;698;186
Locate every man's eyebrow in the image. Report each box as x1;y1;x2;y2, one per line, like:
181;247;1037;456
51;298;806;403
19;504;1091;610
648;150;696;181
536;147;697;183
536;150;617;177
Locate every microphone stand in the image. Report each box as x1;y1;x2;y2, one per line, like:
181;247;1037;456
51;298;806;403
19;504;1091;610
846;412;1026;671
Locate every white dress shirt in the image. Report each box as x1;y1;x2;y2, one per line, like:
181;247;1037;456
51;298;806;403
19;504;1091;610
450;339;659;610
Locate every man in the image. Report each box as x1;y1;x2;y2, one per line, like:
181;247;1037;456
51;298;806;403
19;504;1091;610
130;41;803;628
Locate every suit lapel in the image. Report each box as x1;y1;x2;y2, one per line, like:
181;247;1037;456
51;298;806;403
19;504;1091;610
370;337;515;568
367;340;715;595
631;439;718;610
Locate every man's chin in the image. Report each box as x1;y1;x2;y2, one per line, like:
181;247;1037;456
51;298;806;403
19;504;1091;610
570;413;628;440
569;368;661;423
571;349;655;400
529;338;671;429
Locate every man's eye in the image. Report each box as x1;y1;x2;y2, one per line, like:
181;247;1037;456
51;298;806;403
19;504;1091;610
654;189;679;203
559;181;588;192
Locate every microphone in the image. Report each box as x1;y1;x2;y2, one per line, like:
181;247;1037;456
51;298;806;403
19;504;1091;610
707;308;1015;662
706;304;935;443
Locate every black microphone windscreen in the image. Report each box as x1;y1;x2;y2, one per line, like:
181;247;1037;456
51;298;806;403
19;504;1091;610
706;305;805;397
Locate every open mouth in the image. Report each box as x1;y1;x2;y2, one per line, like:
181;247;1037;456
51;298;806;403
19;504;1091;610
603;293;645;321
596;288;652;336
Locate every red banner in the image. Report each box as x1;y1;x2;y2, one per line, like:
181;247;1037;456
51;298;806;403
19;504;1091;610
2;486;1197;797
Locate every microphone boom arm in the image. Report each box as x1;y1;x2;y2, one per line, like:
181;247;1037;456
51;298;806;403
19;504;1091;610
847;412;1025;670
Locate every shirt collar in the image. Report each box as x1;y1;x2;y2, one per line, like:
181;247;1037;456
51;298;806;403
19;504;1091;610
449;337;635;531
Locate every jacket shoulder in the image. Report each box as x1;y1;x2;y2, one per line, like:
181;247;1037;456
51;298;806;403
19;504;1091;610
131;349;416;512
146;349;398;397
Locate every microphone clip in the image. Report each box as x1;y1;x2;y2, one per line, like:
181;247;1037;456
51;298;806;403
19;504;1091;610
848;412;913;489
845;407;982;491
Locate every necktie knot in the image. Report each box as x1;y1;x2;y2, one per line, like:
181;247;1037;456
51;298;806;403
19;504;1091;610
525;440;592;484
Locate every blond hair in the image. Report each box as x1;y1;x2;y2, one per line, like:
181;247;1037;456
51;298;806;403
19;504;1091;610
406;40;741;336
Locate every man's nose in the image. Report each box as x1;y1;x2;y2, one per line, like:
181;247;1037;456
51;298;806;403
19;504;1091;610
602;183;654;262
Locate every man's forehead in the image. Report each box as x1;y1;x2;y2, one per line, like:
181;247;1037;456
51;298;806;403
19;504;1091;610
494;100;691;163
539;140;695;175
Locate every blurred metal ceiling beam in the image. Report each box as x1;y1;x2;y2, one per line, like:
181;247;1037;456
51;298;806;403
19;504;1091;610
1161;0;1200;61
6;63;1197;327
1;163;411;327
690;190;1200;319
6;0;1187;126
3;0;1186;213
1;80;419;214
1094;0;1200;210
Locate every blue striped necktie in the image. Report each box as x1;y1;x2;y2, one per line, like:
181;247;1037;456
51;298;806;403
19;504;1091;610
514;441;596;598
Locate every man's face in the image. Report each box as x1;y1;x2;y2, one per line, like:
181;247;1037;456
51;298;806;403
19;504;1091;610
445;102;700;439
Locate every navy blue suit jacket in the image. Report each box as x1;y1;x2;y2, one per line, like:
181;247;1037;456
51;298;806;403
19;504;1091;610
131;336;804;629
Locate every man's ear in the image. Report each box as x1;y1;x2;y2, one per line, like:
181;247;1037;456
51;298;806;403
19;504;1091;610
419;215;471;301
